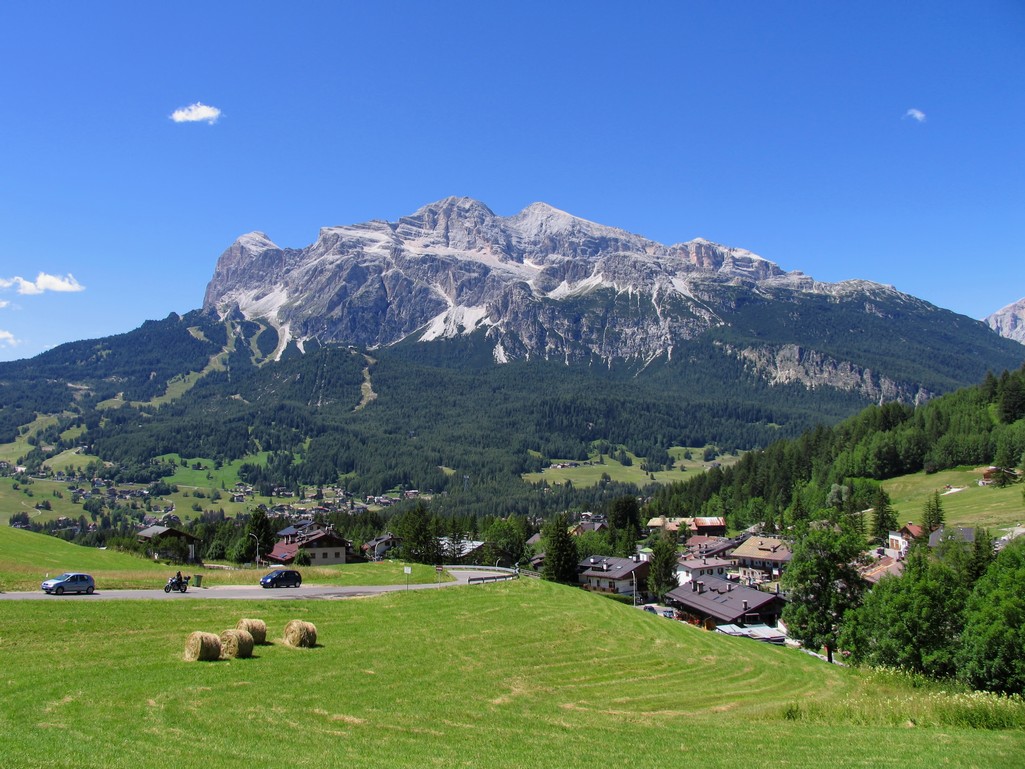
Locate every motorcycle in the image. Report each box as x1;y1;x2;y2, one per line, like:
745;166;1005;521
164;575;190;593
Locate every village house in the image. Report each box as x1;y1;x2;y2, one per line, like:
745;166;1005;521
267;527;352;566
570;518;609;536
928;526;976;548
438;536;487;562
680;534;744;560
888;523;924;557
860;554;905;585
684;516;728;537
676;555;734;586
361;532;401;560
666;576;786;629
728;536;792;585
645;516;686;535
578;555;649;599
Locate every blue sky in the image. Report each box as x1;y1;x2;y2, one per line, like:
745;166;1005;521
1;1;1023;361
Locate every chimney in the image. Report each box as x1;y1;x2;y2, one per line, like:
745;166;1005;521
742;599;749;610
691;580;697;592
697;581;704;594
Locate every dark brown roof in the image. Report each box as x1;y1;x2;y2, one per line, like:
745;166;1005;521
578;555;649;580
666;577;783;623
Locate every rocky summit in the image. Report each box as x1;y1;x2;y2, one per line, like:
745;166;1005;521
987;297;1025;344
202;197;1023;403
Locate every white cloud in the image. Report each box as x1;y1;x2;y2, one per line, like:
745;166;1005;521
170;102;222;124
0;329;18;348
904;108;927;123
0;300;8;309
0;272;85;295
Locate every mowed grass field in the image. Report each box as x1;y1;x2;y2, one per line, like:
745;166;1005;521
0;578;1022;769
0;527;446;592
882;466;1025;533
522;446;740;487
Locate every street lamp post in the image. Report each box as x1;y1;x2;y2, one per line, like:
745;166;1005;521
249;533;259;567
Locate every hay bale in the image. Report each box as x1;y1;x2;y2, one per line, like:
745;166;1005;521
283;619;317;648
236;618;267;645
184;631;221;662
219;628;254;659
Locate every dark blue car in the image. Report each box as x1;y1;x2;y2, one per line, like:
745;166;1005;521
260;569;302;588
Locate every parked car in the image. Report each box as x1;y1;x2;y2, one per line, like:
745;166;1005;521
642;605;657;614
260;569;302;588
41;572;95;595
662;609;676;619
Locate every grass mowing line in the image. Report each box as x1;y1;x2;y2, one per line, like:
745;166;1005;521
0;579;1021;769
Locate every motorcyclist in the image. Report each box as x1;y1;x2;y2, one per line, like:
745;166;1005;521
175;570;183;588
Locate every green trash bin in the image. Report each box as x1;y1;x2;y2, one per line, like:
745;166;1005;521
193;574;203;588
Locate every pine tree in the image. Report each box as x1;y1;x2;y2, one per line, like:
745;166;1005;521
541;513;579;584
870;487;898;541
646;530;679;602
967;527;994;584
921;490;945;533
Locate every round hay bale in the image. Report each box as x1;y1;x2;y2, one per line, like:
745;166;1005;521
283;619;317;648
236;618;267;645
219;628;254;659
184;631;222;662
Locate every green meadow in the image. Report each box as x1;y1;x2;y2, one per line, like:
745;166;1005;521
0;527;445;592
522;446;739;488
882;466;1025;533
0;578;1022;769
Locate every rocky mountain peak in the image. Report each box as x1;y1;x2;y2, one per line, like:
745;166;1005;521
987;297;1025;343
393;196;504;251
200;198;1020;402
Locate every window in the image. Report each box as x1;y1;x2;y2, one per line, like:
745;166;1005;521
334;552;340;558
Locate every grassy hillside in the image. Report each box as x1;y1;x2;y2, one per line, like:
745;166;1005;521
522;446;740;488
0;579;1021;769
882;466;1025;532
0;525;168;591
0;526;445;592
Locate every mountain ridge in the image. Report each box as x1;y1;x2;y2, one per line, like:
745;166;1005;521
202;197;924;366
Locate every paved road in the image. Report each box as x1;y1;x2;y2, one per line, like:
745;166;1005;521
0;569;512;601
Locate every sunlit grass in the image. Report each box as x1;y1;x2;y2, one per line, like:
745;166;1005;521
0;526;445;592
522;446;740;488
0;580;1021;769
882;466;1025;533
